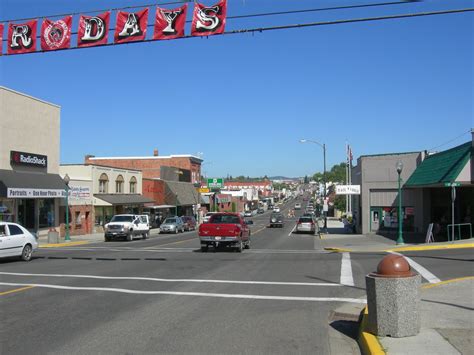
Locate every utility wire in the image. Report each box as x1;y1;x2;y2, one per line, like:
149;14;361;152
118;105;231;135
427;129;472;152
1;8;472;56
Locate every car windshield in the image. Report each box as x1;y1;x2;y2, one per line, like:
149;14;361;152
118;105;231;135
299;217;313;223
164;218;176;224
210;215;240;224
110;215;134;222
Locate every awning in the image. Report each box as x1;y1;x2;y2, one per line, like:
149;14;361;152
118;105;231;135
165;181;199;206
405;142;472;188
93;194;154;205
200;195;210;204
0;169;66;198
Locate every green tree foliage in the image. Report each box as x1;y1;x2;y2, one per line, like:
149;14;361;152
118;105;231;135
334;195;346;212
312;162;347;184
304;175;309;184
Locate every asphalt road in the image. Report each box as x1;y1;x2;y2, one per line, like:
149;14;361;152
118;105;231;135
1;200;472;354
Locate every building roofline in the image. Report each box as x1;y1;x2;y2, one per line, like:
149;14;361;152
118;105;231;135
88;155;203;162
0;86;61;108
358;151;422;159
64;163;142;173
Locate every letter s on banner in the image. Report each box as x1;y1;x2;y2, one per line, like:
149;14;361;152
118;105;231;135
77;12;110;48
191;0;227;37
7;20;37;55
41;16;72;51
114;8;149;44
154;4;188;40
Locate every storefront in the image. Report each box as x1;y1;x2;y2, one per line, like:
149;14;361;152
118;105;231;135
93;194;154;226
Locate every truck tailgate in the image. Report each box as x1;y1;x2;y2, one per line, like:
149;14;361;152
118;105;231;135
199;223;241;237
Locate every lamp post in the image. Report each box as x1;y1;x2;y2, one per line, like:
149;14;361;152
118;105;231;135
396;161;404;245
63;173;71;242
300;139;327;230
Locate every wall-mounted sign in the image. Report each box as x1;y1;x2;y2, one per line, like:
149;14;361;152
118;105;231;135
7;188;65;198
10;150;47;168
198;188;210;193
69;186;91;199
207;178;224;189
335;185;361;195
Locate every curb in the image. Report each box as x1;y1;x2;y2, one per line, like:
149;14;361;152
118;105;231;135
324;247;352;252
386;243;474;252
39;241;90;248
358;307;385;355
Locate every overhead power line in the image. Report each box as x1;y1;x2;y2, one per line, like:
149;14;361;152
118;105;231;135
1;8;472;56
427;129;472;152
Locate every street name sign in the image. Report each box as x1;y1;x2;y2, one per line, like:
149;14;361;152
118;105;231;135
336;185;361;195
444;182;461;187
207;178;224;189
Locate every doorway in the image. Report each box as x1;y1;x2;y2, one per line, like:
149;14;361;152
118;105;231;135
18;199;36;230
370;207;382;232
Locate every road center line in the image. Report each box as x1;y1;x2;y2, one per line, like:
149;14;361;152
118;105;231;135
0;282;365;303
0;285;35;296
340;252;355;286
0;272;342;287
390;252;441;283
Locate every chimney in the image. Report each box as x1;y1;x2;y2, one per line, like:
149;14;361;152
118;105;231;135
153;149;159;157
84;154;95;164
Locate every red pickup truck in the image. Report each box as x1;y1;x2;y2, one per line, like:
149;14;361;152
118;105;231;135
198;213;253;252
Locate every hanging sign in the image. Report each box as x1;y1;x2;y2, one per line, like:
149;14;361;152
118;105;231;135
154;4;188;40
77;12;110;48
191;0;227;36
7;20;37;54
41;16;72;51
114;8;149;44
336;185;361;195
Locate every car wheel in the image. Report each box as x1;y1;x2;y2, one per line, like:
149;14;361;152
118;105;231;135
201;245;208;253
142;232;149;240
236;240;243;253
175;228;179;234
104;236;110;242
244;238;251;249
20;244;33;261
127;231;133;242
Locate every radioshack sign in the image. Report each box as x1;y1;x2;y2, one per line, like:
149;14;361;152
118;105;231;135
10;151;47;168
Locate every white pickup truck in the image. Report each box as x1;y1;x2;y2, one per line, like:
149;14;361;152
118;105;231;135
104;214;150;242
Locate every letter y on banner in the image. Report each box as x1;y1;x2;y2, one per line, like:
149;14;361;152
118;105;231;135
7;20;37;54
191;0;227;37
154;4;188;40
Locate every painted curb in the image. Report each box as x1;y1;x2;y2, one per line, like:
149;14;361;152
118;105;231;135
40;241;90;248
386;243;474;252
358;307;385;355
421;276;474;289
323;247;352;252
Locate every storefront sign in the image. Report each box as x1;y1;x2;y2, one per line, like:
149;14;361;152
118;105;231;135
207;178;224;189
69;186;91;199
336;185;361;195
7;188;65;198
198;188;210;193
10;150;48;168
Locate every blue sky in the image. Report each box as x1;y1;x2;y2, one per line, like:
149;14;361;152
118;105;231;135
1;0;472;178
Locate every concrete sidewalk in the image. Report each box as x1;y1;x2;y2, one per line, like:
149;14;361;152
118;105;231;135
366;278;474;355
38;231;105;247
320;220;474;253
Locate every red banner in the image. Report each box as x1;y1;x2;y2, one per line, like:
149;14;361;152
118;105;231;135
154;4;187;40
41;16;72;51
0;24;3;56
78;12;110;48
7;20;37;55
191;0;227;37
114;8;148;44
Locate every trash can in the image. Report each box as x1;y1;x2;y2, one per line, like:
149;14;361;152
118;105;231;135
47;229;59;244
365;254;421;338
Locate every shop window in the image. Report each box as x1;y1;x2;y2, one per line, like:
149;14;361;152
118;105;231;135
99;173;109;193
39;199;55;228
75;211;81;227
0;200;14;222
116;175;124;193
130;176;137;193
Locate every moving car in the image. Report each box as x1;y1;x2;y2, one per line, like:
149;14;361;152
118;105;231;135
104;214;150;242
198;212;252;252
269;212;284;228
257;208;264;214
295;216;318;234
294;203;302;210
160;217;185;234
181;216;197;231
0;222;38;261
203;212;218;223
244;210;253;217
273;206;281;213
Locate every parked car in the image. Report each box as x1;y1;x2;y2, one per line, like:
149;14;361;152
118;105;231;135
294;203;302;210
244;210;253;217
0;222;38;261
181;216;197;231
269;212;284;228
273;206;281;213
104;214;150;242
198;213;252;252
160;217;185;234
295;216;318;234
257;208;264;214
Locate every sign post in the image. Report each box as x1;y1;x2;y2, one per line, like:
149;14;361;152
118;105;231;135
445;182;460;241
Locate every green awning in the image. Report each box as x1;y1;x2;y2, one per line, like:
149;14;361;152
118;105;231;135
405;142;472;187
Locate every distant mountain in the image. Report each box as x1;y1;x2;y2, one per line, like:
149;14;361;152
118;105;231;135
269;176;300;181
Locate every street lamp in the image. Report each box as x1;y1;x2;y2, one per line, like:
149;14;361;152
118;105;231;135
396;161;404;245
63;173;71;242
300;139;327;230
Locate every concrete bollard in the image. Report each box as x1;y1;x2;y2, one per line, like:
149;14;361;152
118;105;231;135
365;254;421;338
47;229;59;244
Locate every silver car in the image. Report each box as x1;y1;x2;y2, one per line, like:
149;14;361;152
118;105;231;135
296;216;318;234
159;217;185;234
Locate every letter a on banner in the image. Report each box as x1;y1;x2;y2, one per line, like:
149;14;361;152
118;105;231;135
7;20;37;55
41;16;72;51
154;4;188;40
114;8;149;44
191;0;227;37
78;12;110;48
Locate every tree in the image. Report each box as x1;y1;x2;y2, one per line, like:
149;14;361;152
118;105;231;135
304;175;309;184
334;195;346;212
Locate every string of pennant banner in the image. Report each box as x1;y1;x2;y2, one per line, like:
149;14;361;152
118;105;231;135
0;0;227;55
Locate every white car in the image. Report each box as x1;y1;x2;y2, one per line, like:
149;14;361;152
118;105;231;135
0;222;38;261
273;207;281;213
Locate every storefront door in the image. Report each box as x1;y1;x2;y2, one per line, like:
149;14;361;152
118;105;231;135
18;199;35;230
370;207;382;232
